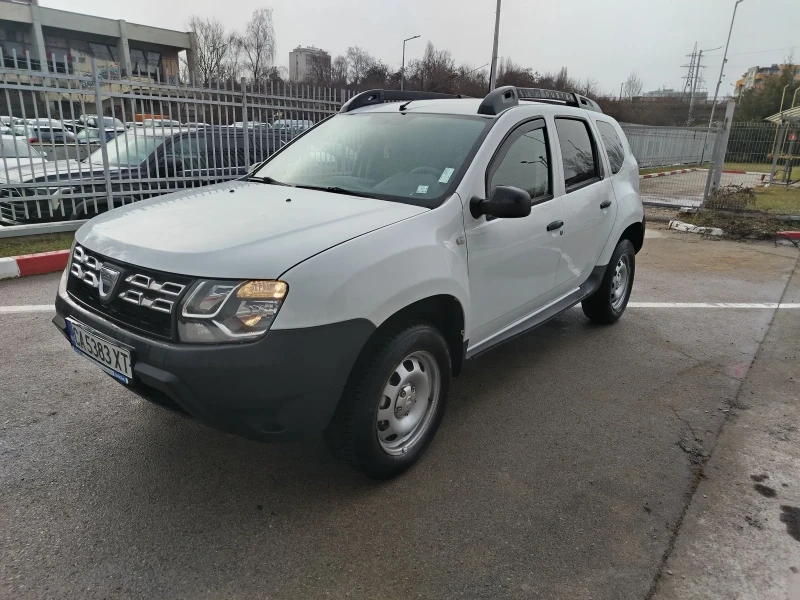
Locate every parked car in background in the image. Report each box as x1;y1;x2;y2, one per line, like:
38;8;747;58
271;119;314;133
1;116;12;127
0;125;285;224
0;134;48;171
141;118;181;128
79;115;127;132
75;128;119;144
11;124;76;145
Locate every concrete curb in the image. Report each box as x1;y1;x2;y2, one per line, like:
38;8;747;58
0;250;70;281
640;168;699;180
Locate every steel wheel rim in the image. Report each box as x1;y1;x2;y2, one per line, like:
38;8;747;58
610;254;630;311
376;350;441;456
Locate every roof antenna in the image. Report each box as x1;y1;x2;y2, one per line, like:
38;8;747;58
399;63;490;111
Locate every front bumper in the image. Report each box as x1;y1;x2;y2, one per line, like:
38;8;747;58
54;270;375;441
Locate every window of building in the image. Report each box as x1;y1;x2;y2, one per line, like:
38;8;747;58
555;118;599;190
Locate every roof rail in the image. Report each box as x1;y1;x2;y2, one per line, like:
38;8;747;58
340;89;462;113
477;85;603;115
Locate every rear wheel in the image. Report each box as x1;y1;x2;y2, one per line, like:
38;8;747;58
326;324;451;479
582;239;635;324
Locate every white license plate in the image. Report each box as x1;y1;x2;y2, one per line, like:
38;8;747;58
67;319;133;383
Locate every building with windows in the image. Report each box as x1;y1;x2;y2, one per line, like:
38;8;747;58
288;46;331;82
0;0;197;83
735;64;800;96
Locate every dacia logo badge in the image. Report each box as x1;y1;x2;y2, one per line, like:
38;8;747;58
98;266;121;301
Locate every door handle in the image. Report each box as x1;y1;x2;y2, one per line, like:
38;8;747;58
600;200;612;209
546;220;564;232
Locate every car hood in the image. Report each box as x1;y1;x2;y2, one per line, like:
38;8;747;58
0;159;105;183
77;181;428;279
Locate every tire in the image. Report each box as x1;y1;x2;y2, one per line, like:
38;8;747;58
581;238;635;325
326;324;451;480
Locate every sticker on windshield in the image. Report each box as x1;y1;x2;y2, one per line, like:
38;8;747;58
416;185;429;194
438;167;455;183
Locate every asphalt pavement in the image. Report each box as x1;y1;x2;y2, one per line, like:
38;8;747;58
1;229;798;599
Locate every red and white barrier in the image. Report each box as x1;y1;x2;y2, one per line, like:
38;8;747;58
0;249;70;280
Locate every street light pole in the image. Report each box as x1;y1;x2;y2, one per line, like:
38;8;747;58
401;35;420;91
707;0;744;128
488;0;502;90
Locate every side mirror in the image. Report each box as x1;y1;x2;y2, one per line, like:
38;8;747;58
470;185;532;219
248;162;260;174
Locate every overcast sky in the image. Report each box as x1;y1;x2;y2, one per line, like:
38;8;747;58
43;0;799;95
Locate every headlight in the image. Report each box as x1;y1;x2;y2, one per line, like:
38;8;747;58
178;279;288;343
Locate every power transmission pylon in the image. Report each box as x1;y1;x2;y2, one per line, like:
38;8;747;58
682;43;698;98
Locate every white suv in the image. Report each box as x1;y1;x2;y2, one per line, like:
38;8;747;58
54;86;644;479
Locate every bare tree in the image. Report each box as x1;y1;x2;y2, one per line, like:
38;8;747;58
331;55;348;86
579;77;601;98
346;46;374;85
187;16;238;85
305;53;332;84
240;8;276;86
622;72;644;100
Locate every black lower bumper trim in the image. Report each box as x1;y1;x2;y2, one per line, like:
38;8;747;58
54;270;375;441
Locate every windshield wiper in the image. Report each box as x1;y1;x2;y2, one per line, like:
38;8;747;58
294;185;379;199
248;175;291;186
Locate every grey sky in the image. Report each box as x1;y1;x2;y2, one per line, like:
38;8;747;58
44;0;799;95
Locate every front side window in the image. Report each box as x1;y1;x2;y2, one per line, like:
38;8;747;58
595;120;625;175
555;118;599;190
253;112;491;208
488;120;550;201
166;135;208;169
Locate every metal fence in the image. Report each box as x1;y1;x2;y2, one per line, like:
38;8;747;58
631;115;800;212
0;55;352;226
620;124;717;169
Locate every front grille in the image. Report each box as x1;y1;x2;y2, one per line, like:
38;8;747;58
67;245;194;341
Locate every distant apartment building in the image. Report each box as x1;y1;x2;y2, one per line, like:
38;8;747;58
289;46;331;82
735;64;800;95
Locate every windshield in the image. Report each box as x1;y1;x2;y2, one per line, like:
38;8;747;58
89;130;165;167
253;112;489;207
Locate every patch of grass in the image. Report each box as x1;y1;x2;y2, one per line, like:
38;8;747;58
723;162;774;174
753;185;800;215
0;231;74;258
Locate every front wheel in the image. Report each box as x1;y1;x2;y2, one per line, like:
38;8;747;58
326;324;451;479
581;239;635;324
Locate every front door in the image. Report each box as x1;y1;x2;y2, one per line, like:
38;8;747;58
465;118;564;347
552;117;617;287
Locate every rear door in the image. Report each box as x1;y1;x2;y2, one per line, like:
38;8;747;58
552;116;616;287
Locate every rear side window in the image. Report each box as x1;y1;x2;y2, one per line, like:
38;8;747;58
596;120;625;174
554;118;599;190
488;120;551;201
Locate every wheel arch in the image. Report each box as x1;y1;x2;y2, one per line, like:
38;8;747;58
620;220;644;254
357;294;467;378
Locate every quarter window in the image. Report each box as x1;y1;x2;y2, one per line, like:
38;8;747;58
555;118;599;190
596;120;625;175
488;121;551;201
